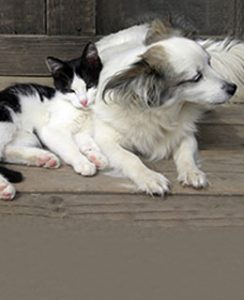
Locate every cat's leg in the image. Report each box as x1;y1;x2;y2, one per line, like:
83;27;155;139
0;174;16;201
3;145;60;168
3;130;60;168
39;127;96;176
74;132;108;170
0;121;16;159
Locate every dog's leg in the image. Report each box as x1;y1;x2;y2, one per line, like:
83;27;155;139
95;124;170;196
173;135;208;189
39;127;96;176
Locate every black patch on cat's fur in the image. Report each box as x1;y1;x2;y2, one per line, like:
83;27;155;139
0;105;13;122
8;84;55;102
0;89;21;114
0;84;55;119
47;42;103;92
0;166;23;183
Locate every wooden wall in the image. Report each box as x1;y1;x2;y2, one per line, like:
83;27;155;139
0;0;243;76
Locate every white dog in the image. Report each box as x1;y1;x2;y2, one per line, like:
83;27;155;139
93;22;241;196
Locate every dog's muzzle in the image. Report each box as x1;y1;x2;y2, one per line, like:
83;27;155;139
222;82;237;96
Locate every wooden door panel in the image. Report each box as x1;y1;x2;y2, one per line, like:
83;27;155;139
0;0;45;34
96;0;238;36
47;0;95;35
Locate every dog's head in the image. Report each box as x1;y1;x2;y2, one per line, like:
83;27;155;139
102;37;237;108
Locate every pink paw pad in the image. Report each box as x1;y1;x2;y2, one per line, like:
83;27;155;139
0;183;15;201
2;192;13;200
37;154;60;168
87;153;107;169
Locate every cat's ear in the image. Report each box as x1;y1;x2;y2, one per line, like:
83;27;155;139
46;57;65;74
82;42;100;64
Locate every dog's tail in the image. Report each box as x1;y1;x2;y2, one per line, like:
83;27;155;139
0;166;23;183
200;39;244;95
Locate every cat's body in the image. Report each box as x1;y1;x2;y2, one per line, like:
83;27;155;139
0;42;107;200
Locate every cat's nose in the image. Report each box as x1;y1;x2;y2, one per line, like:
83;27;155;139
80;99;88;107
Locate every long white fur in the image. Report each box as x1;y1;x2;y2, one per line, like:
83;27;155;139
92;24;243;196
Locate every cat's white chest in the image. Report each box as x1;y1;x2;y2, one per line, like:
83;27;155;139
48;99;92;133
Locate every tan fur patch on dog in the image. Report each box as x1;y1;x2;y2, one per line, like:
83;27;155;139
145;19;180;45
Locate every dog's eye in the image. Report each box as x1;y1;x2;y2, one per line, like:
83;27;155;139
177;72;203;86
191;72;202;82
192;72;203;82
69;89;76;93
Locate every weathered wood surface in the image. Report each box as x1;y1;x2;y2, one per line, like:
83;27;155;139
0;36;98;76
47;0;95;35
0;0;243;37
0;0;45;34
96;0;239;36
1;194;244;227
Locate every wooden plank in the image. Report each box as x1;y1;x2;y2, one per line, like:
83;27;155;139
96;0;236;35
201;105;244;125
235;0;244;37
1;193;244;227
47;0;95;35
7;149;244;196
0;0;45;34
0;36;97;76
0;77;52;90
198;124;244;149
206;0;236;36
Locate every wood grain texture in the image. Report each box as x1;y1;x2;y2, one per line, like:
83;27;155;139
0;36;98;76
235;0;244;37
1;194;244;227
96;0;236;35
0;0;45;34
47;0;95;35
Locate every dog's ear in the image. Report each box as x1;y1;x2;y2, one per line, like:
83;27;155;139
145;19;176;45
103;45;175;107
145;18;198;45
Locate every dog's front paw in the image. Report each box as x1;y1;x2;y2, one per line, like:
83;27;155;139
74;161;96;176
178;168;208;189
0;179;16;201
137;170;170;196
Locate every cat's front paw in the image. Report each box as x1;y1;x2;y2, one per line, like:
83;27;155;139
86;151;108;170
74;161;96;176
178;168;208;189
37;152;61;169
0;179;16;201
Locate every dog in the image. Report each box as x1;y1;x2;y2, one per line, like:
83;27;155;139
97;19;244;96
93;22;240;196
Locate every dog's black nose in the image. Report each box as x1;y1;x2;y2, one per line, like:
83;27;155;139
224;83;237;96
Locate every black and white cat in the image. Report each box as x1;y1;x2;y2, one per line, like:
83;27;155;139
0;42;107;200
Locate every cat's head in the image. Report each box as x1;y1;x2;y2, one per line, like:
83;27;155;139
46;42;102;108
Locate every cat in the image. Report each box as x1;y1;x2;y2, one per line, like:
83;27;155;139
0;42;107;200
